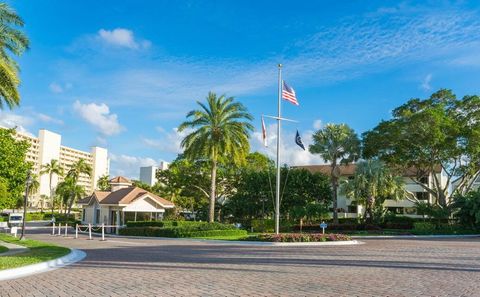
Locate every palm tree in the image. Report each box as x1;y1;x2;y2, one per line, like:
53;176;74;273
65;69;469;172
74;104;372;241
97;174;110;191
0;3;29;110
309;123;360;224
27;174;39;208
178;92;253;222
65;159;92;218
56;177;85;218
342;159;405;223
40;159;64;215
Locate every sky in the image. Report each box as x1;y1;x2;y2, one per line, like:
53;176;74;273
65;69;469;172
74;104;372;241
1;0;480;179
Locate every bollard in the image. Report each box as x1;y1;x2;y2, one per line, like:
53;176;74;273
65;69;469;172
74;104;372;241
58;222;61;236
101;223;105;241
52;222;55;235
75;224;78;239
88;223;92;240
64;223;68;237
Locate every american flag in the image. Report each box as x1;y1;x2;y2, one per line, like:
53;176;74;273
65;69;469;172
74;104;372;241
282;81;299;106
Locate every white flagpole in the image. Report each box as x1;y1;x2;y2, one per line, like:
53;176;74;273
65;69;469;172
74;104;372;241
275;64;282;234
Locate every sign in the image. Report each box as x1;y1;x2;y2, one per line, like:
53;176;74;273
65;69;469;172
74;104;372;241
320;222;327;235
10;226;18;237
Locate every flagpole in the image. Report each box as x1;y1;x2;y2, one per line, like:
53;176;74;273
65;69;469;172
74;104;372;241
275;64;282;235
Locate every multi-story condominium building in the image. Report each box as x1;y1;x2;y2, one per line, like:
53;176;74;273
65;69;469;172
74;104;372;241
294;164;447;218
139;162;169;186
3;127;109;208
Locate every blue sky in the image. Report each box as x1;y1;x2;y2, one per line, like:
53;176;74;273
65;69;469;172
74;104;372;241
2;0;480;178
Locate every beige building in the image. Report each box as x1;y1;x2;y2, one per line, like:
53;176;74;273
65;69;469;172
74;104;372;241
295;164;447;218
4;127;110;208
78;176;174;231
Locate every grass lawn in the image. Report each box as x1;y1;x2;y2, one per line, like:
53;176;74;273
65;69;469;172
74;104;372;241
0;234;70;270
0;245;8;254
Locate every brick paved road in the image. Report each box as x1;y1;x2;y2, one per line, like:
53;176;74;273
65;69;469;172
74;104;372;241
1;230;480;296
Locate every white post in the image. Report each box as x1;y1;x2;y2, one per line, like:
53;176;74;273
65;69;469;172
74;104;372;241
275;64;282;235
52;222;55;235
88;223;92;240
75;224;78;239
58;222;61;236
101;223;105;241
64;223;68;237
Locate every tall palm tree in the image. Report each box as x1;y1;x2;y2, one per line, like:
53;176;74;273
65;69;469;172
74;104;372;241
65;159;92;218
178;92;253;222
0;3;29;110
97;174;110;191
40;159;64;215
342;159;405;222
27;173;39;208
309;123;360;224
56;177;85;217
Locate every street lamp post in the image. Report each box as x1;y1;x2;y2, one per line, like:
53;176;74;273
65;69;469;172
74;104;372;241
20;170;33;240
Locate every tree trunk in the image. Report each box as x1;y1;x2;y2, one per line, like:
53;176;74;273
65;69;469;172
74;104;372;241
331;159;339;224
209;159;217;223
67;192;74;221
50;174;55;217
366;196;374;223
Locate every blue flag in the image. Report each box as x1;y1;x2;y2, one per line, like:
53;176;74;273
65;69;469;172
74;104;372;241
295;130;305;150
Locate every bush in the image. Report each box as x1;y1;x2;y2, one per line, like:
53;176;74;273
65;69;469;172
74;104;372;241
256;233;351;242
413;222;478;235
251;219;275;233
126;221;236;230
293;223;382;232
119;227;247;238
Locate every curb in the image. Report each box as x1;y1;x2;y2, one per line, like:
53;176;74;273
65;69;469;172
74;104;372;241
0;249;86;281
77;231;362;246
351;234;480;239
0;241;28;257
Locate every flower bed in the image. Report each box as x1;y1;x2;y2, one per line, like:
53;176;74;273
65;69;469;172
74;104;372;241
256;233;351;242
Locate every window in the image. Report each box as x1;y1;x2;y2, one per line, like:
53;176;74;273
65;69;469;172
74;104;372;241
405;208;417;215
82;209;86;221
415;192;429;201
347;205;357;213
387;207;404;214
419;176;428;184
95;209;100;224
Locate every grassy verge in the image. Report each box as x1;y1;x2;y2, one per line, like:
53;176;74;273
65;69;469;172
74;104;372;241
0;245;8;254
192;234;257;241
0;234;70;270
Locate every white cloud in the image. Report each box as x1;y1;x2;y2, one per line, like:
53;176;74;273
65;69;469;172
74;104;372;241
36;113;64;125
97;28;149;50
252;123;325;166
109;153;164;179
142;127;192;154
49;82;72;94
73;100;124;136
420;74;432;91
0;111;33;134
313;119;322;130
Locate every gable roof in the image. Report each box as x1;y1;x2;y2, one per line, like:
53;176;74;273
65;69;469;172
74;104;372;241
80;186;174;208
109;176;132;183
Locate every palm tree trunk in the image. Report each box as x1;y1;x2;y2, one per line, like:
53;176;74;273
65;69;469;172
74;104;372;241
50;174;55;217
209;159;217;223
331;160;339;224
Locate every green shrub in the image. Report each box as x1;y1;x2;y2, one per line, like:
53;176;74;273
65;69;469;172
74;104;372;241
126;220;235;230
119;227;247;238
413;222;436;233
251;219;275;232
413;222;477;235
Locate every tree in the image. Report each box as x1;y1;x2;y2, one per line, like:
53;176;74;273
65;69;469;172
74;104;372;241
0;177;11;210
96;174;110;191
178;92;253;222
0;3;29;110
0;128;30;209
363;89;480;207
342;159;405;223
28;173;39;208
131;180;152;192
40;159;64;215
56;177;85;217
309;123;360;223
452;190;480;229
65;159;92;217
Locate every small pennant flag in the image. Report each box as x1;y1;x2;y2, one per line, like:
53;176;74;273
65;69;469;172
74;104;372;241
295;130;305;150
261;116;268;147
282;81;299;106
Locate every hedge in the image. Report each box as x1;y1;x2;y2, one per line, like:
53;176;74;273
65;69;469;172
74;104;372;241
119;227;247;238
412;222;479;235
293;223;382;232
126;221;236;230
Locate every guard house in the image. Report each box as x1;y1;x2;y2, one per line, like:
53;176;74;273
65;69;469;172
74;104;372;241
78;176;174;228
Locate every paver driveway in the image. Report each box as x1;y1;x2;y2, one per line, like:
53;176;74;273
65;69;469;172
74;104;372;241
1;230;479;297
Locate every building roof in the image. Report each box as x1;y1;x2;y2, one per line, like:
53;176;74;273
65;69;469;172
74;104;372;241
78;187;174;208
293;164;442;177
109;176;132;183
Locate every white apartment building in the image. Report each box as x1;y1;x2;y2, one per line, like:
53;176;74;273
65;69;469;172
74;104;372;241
139;161;169;186
5;127;110;208
295;164;447;218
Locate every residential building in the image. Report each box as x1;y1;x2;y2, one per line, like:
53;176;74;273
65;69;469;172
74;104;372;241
139;161;169;186
3;127;110;208
294;164;447;218
77;176;174;231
